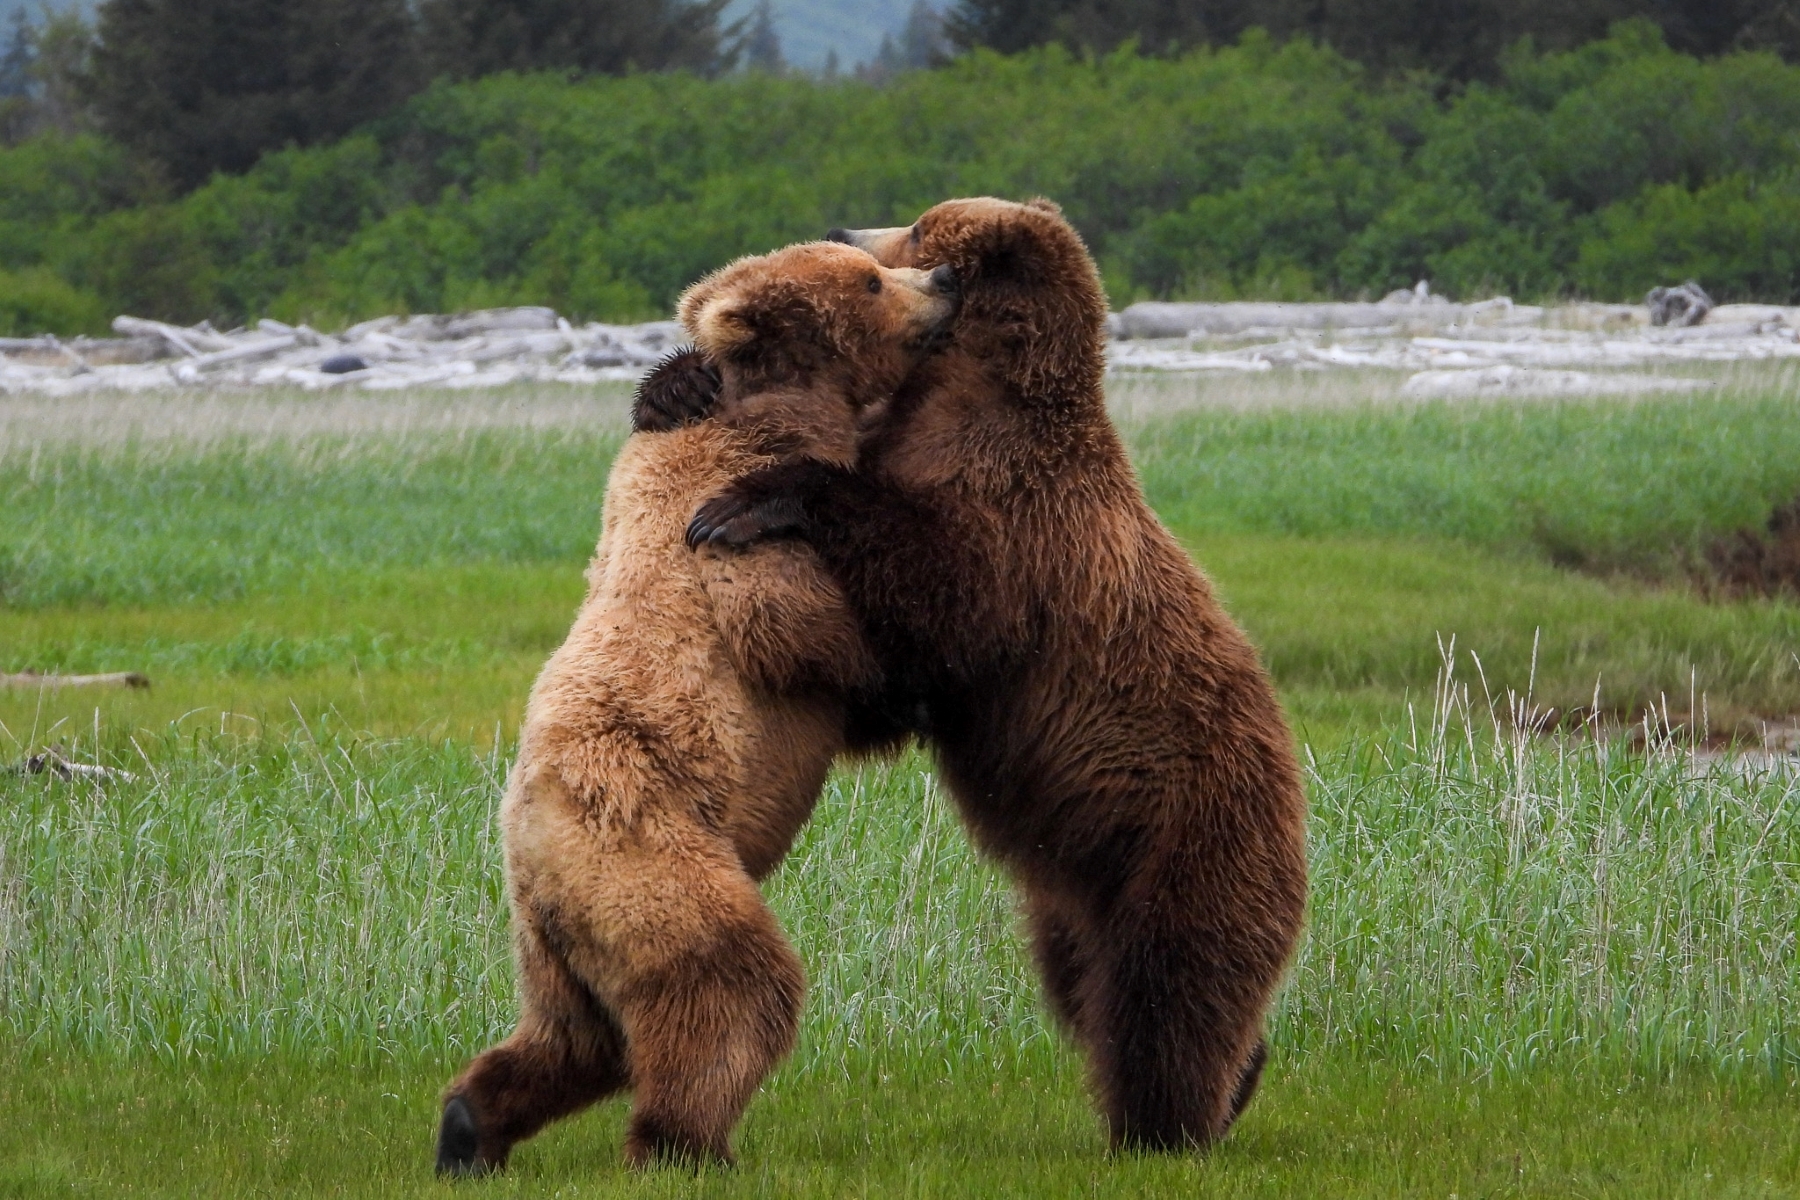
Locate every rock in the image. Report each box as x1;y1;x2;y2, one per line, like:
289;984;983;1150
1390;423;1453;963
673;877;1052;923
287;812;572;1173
320;354;370;374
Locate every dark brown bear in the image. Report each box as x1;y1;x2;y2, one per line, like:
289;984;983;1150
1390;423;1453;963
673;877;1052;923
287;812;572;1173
688;197;1309;1152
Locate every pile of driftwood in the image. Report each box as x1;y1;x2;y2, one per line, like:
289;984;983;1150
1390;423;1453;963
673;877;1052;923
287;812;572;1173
1106;284;1800;395
2;287;1797;399
0;307;681;398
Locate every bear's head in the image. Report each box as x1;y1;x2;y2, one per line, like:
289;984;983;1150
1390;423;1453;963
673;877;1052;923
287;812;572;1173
676;241;961;401
826;197;1108;409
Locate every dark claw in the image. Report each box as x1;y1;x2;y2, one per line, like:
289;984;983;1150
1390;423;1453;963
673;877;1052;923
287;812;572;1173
685;489;807;550
685;511;719;550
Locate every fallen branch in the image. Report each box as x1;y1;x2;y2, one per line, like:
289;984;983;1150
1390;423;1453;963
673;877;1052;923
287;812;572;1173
1;670;151;689
10;749;137;783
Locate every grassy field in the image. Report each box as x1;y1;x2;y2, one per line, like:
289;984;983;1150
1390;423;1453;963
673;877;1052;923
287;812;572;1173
2;373;1799;1193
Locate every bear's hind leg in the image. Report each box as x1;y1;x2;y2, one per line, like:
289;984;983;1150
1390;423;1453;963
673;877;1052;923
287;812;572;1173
1226;1037;1269;1131
438;913;629;1175
1023;884;1095;1041
612;880;804;1169
1080;914;1275;1154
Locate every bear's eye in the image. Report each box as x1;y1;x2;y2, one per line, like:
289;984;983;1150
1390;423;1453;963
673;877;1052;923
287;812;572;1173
910;225;921;244
866;276;881;294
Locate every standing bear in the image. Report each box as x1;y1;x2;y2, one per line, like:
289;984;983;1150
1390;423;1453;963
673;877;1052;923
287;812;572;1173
689;198;1309;1152
436;241;960;1174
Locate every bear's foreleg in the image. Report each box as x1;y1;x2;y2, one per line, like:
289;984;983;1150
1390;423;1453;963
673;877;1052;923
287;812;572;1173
613;896;805;1169
438;913;631;1175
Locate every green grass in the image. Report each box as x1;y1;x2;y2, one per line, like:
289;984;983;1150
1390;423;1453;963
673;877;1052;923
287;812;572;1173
4;388;1799;743
3;714;1798;1192
5;1054;1797;1197
4;382;1800;1192
1129;388;1800;577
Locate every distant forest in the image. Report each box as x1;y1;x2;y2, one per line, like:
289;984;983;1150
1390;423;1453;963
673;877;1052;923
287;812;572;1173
2;3;1799;334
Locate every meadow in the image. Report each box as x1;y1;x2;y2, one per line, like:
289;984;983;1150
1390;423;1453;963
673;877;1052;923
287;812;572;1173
2;371;1799;1194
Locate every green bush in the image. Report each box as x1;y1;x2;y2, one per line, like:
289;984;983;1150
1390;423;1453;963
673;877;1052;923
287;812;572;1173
5;23;1800;330
1576;175;1800;302
0;265;107;336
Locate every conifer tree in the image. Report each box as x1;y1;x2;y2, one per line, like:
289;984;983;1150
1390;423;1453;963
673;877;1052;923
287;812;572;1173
88;0;417;189
417;0;735;81
743;1;785;73
946;0;1799;77
0;10;33;100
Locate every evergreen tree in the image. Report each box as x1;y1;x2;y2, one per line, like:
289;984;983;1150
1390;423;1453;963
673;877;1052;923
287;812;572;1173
946;0;1800;77
88;0;417;189
418;0;736;81
1654;0;1799;60
0;9;33;99
859;2;945;81
31;10;96;135
743;0;784;72
946;0;1233;58
898;0;948;67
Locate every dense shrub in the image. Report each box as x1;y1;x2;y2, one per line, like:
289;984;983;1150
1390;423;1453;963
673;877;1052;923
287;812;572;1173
5;23;1800;330
0;265;108;336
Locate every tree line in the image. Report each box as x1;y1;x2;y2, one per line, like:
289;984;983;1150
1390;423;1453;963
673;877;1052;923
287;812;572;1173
950;0;1800;81
1;0;736;189
6;22;1799;339
2;0;1796;192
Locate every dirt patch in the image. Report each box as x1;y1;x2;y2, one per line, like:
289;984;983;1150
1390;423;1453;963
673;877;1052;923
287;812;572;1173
1704;495;1800;600
1533;704;1799;761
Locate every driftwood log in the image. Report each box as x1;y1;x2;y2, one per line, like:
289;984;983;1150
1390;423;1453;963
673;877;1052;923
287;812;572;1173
1;300;1796;399
10;749;137;783
1;670;151;689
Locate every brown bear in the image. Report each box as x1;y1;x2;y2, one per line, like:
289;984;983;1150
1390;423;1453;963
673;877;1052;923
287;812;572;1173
688;198;1309;1152
436;240;960;1174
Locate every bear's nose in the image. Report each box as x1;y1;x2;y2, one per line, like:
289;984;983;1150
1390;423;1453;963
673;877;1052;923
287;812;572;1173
825;228;854;245
928;264;959;296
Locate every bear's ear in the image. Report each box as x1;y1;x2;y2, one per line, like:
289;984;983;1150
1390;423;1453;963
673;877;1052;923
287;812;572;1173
676;270;725;342
1025;196;1062;216
689;292;760;357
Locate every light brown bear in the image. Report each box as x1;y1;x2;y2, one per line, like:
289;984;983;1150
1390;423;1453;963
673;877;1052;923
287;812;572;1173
689;198;1309;1153
435;241;960;1174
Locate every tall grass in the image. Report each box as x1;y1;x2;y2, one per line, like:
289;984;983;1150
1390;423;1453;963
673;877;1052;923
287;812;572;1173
1285;653;1800;1077
5;686;1795;1079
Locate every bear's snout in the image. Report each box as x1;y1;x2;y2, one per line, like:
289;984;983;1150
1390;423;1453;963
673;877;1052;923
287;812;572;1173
927;264;959;297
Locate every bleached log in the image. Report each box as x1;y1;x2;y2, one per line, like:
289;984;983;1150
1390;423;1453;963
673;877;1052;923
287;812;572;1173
1114;300;1482;339
170;335;301;380
11;749;138;783
111;316;230;357
1;670;150;689
442;306;560;339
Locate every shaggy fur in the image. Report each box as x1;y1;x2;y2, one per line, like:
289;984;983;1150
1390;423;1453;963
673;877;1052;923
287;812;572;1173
689;198;1309;1152
437;241;958;1174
